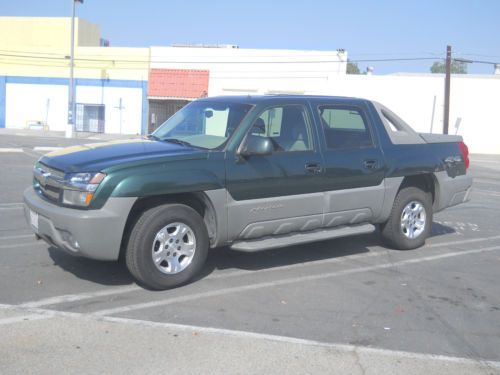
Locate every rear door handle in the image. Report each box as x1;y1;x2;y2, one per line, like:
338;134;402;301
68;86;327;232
305;162;322;174
363;159;378;170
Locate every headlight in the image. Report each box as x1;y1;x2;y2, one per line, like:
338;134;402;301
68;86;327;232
62;172;106;207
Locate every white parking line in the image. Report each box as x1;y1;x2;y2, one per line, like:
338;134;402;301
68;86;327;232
0;203;24;210
16;233;500;308
91;245;500;317
0;234;35;241
471;159;500;164
20;285;141;308
427;234;500;247
474;178;500;186
0;303;499;370
0;242;43;250
0;148;23;153
474;189;500;197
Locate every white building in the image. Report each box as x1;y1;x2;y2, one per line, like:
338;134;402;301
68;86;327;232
319;73;500;154
146;46;347;131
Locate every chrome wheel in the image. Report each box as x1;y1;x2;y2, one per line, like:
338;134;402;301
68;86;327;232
401;201;426;239
151;222;196;274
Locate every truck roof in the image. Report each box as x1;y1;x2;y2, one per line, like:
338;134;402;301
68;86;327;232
200;95;369;105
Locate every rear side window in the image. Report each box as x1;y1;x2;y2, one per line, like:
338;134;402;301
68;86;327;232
318;106;373;149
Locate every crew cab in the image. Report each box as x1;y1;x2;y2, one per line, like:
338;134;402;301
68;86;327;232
23;96;472;289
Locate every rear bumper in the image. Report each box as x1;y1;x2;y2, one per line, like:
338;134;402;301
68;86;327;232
434;171;473;212
23;187;136;261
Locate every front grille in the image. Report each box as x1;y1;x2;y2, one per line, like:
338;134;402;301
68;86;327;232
39;163;65;179
34;163;65;203
39;182;60;201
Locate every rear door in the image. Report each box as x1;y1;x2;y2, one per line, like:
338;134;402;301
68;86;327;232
225;102;324;241
311;99;386;227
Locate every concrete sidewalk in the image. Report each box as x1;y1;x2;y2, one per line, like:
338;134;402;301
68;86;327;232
0;308;498;375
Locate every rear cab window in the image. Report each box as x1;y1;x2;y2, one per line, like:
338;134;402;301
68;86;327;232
318;106;374;149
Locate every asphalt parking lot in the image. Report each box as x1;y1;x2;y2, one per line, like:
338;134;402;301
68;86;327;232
1;132;500;374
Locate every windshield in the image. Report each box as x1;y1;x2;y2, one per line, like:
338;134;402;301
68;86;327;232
151;101;253;150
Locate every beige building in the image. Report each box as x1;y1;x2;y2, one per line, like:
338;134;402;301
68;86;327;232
0;16;101;49
0;17;149;134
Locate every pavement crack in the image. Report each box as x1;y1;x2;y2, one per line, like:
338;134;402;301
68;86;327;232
352;348;367;375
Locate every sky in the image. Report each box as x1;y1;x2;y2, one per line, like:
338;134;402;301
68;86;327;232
1;0;499;75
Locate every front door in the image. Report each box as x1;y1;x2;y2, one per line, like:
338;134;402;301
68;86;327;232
225;103;324;241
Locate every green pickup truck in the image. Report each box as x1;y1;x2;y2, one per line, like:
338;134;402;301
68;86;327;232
24;95;472;289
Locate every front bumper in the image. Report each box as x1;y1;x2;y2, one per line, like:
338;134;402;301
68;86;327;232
23;187;136;261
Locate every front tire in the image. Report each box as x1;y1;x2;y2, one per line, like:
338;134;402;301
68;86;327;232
125;203;209;290
380;186;433;250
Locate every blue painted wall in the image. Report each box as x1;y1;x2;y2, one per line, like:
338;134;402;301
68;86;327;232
0;76;148;133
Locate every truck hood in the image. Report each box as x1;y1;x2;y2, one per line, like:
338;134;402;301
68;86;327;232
39;139;208;173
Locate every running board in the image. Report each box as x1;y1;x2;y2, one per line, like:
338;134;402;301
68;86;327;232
230;223;376;252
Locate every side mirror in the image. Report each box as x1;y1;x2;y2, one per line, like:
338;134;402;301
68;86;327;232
239;135;273;157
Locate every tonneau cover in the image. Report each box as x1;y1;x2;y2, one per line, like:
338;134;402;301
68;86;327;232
419;133;463;144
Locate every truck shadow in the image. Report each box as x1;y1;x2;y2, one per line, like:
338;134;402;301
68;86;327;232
201;233;377;276
47;247;134;286
47;221;456;287
201;221;456;276
430;222;456;236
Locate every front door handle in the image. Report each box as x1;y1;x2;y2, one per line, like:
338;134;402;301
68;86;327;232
305;162;322;174
363;159;378;170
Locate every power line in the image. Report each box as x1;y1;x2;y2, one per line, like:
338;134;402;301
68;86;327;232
0;52;343;64
350;57;441;63
1;50;497;67
0;51;441;64
0;53;443;65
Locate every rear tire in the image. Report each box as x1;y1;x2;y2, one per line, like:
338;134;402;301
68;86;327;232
380;186;432;250
125;203;209;290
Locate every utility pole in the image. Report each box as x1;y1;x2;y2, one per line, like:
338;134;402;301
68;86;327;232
443;45;452;134
66;0;83;138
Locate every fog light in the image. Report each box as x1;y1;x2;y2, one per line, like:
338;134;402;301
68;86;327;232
59;230;80;250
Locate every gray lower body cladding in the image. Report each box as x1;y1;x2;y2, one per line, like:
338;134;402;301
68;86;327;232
208;182;387;247
208;173;473;248
433;171;473;212
23;187;136;261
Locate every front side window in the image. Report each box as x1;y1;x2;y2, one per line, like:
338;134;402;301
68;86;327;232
249;105;312;152
152;101;252;149
319;106;373;149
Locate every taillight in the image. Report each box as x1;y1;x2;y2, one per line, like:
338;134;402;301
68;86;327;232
458;141;469;170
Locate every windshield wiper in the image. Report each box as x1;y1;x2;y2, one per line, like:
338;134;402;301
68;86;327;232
147;135;190;146
148;136;207;149
163;138;194;147
146;134;161;141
